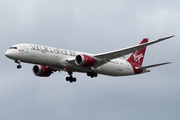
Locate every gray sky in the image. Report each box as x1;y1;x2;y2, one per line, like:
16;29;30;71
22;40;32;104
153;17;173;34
1;0;180;120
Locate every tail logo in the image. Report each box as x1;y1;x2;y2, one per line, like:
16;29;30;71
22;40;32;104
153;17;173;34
133;52;143;63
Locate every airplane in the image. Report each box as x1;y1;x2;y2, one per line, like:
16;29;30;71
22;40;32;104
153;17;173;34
5;35;174;83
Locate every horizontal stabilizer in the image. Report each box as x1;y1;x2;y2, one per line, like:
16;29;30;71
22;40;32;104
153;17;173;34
136;62;172;70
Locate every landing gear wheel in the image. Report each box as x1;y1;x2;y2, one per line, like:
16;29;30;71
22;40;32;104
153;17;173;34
66;77;76;83
15;60;22;69
17;65;22;69
87;72;91;76
70;79;73;83
87;71;98;78
73;77;76;82
91;75;94;78
66;72;77;83
94;73;97;77
66;77;69;81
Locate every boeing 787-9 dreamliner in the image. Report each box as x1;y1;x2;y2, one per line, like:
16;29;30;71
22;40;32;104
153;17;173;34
5;35;174;83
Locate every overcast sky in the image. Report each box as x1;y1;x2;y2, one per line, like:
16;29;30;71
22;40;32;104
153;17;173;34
1;0;180;120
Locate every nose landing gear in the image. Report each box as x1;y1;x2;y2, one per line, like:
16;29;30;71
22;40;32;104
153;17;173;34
15;60;22;69
17;65;22;69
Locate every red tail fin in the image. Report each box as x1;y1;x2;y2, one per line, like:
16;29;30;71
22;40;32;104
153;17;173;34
127;38;149;66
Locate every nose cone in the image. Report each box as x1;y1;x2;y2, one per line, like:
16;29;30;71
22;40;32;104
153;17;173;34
5;49;19;60
5;50;17;60
5;50;11;58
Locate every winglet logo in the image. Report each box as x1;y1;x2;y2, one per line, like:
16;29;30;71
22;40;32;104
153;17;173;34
133;52;143;63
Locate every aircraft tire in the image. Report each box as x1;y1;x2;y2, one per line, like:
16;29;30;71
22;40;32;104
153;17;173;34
17;65;22;69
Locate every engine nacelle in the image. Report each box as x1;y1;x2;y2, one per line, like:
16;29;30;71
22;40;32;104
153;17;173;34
33;65;52;77
75;54;95;66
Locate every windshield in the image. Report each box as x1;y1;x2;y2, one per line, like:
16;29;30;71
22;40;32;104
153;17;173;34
9;47;17;49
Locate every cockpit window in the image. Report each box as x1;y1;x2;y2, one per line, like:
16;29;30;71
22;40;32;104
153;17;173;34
9;47;17;49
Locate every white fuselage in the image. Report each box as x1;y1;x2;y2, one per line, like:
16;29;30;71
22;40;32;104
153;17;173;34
5;43;144;76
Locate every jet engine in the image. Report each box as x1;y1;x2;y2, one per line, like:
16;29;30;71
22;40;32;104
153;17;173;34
33;65;52;77
75;54;95;66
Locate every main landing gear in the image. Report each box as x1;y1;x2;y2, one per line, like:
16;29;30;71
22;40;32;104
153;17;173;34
65;71;98;83
15;60;22;69
66;71;77;83
87;71;98;78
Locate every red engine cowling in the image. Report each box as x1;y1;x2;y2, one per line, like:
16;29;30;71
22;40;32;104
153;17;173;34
33;65;52;77
75;54;95;66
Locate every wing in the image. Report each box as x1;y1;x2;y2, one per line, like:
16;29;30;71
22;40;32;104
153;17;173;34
93;35;174;68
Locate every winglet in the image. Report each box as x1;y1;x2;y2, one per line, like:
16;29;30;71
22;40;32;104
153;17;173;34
165;35;175;38
159;35;175;41
169;35;175;38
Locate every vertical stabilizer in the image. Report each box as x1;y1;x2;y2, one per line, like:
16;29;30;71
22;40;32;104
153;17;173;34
127;38;149;66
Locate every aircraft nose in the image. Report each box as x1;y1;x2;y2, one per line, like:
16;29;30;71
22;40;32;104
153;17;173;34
5;50;10;57
5;48;19;60
5;50;12;58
